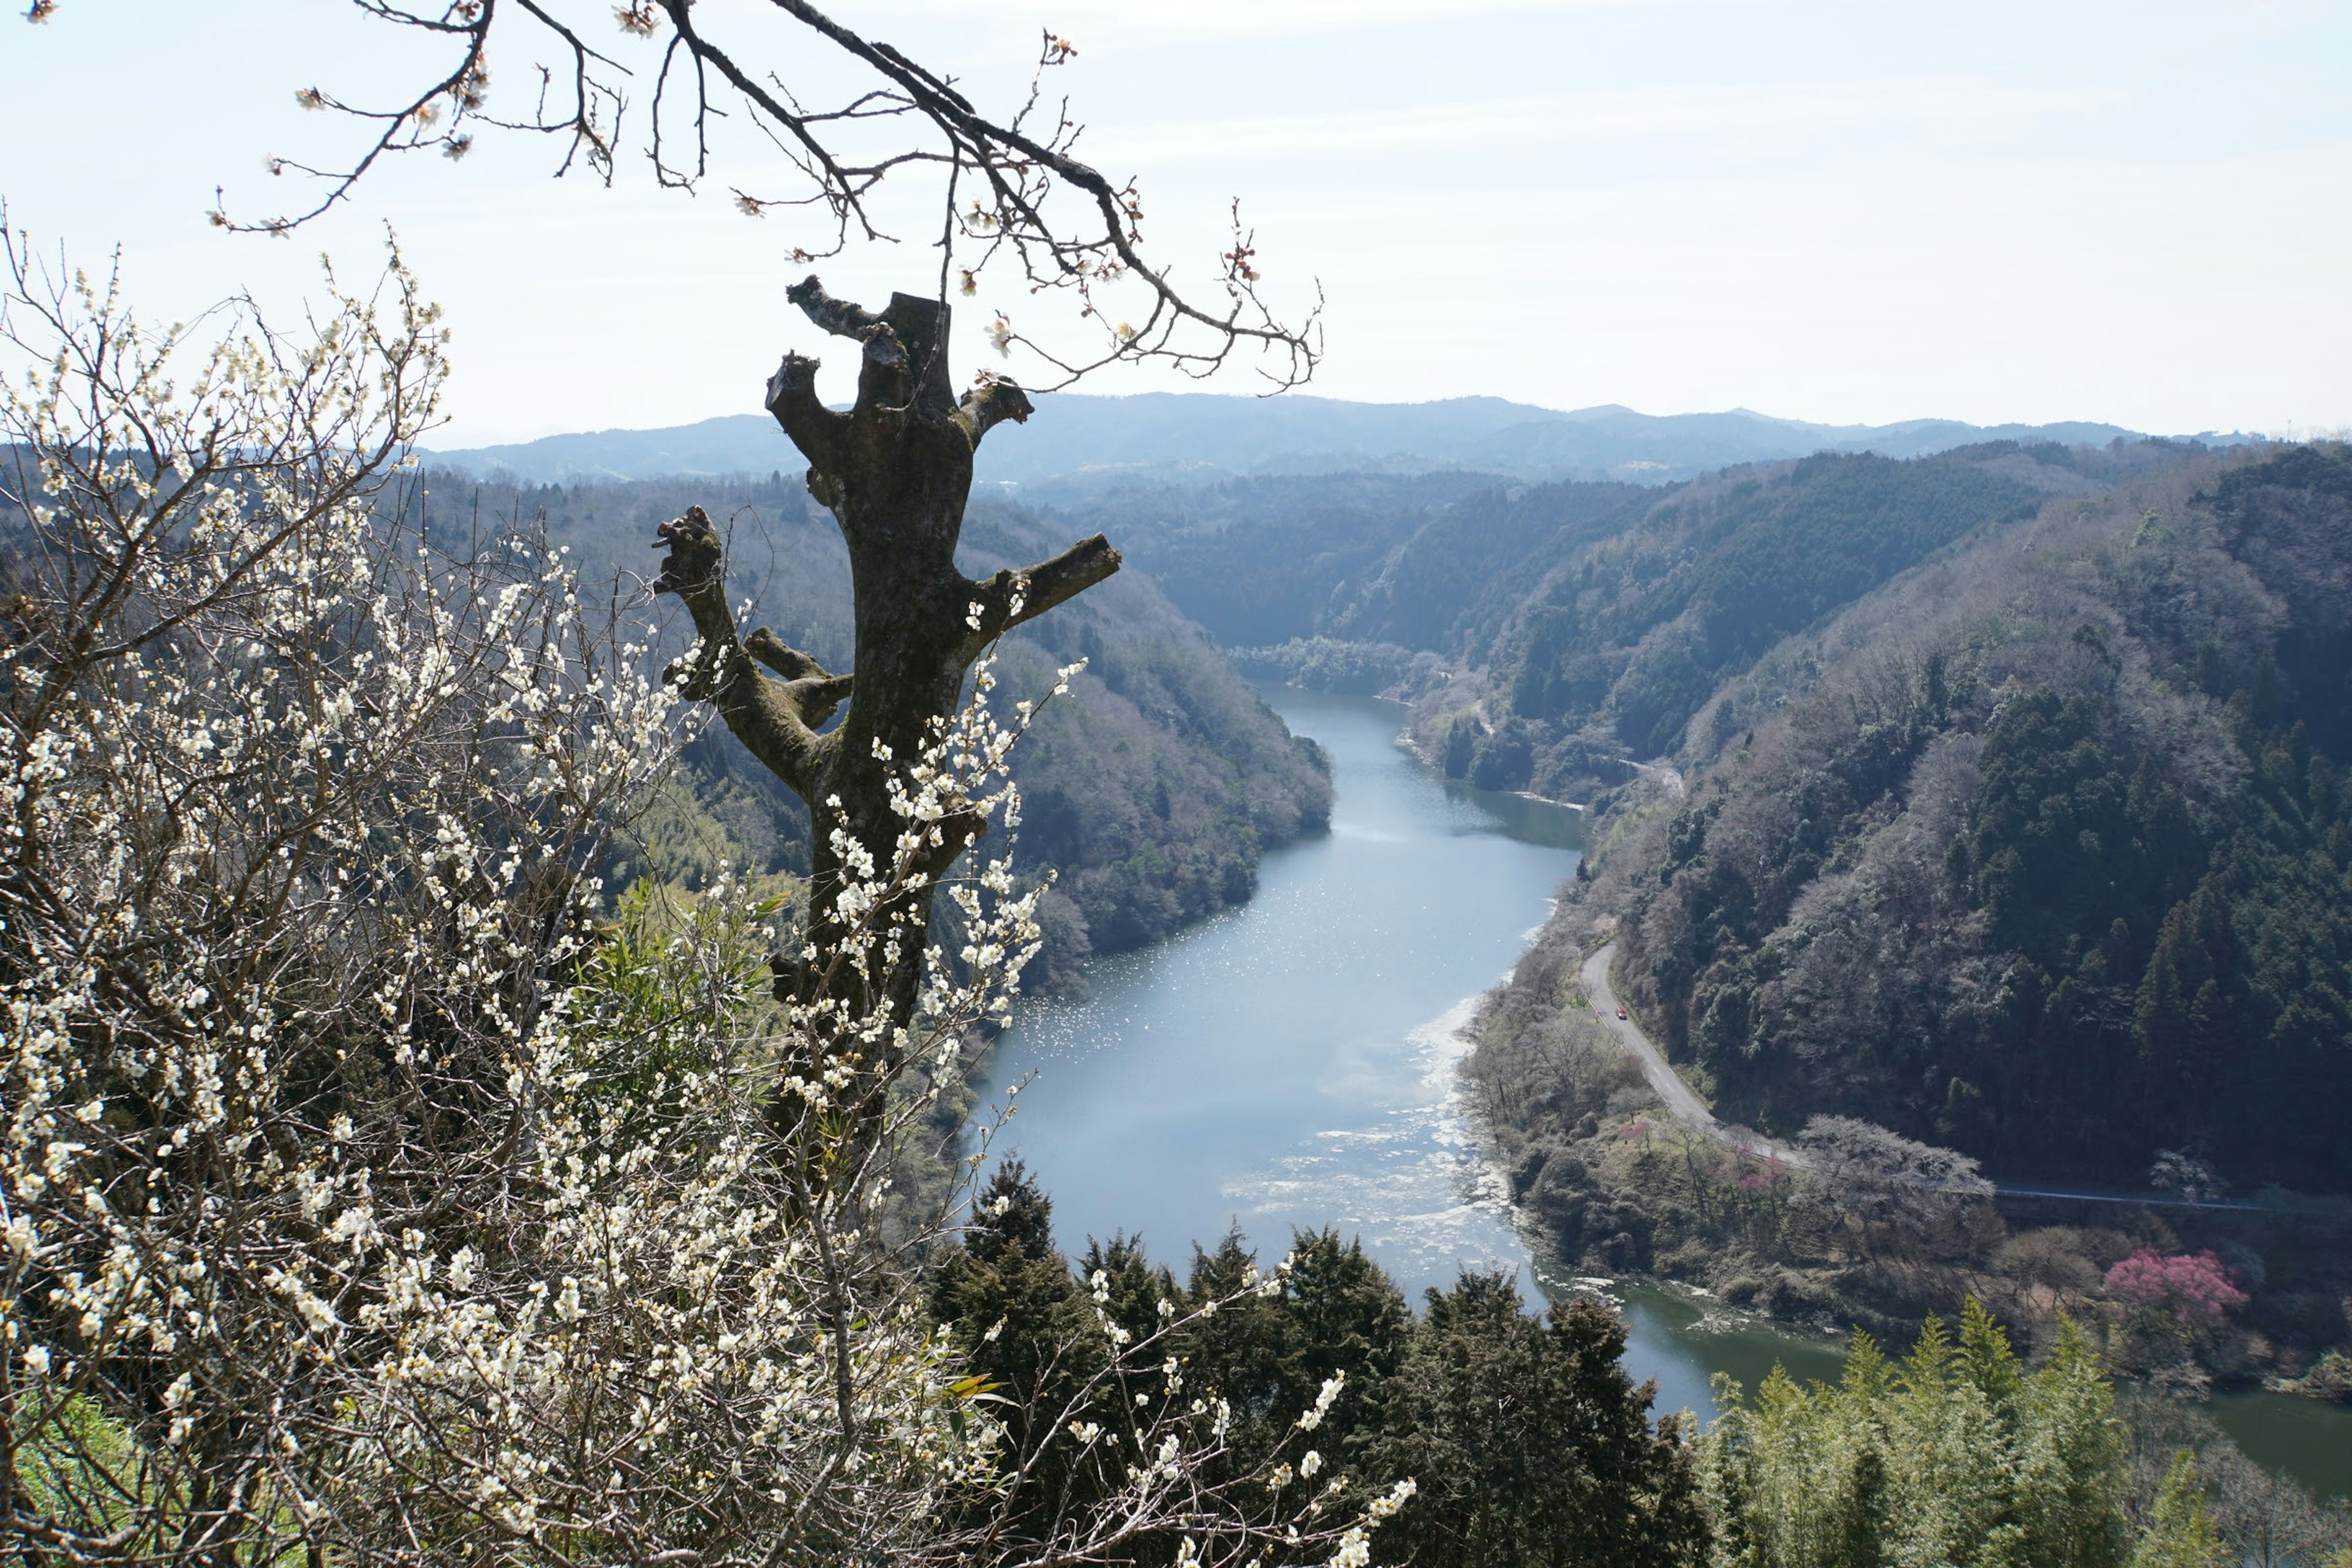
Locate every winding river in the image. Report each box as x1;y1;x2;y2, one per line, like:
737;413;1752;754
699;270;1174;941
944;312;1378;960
977;687;2348;1498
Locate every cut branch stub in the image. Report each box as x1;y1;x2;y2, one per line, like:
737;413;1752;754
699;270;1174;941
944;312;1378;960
955;380;1035;448
764;352;843;473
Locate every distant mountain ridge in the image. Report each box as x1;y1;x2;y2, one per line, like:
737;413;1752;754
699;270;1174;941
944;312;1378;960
424;393;2251;488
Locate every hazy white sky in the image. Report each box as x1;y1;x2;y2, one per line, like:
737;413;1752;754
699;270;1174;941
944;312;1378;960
3;0;2346;445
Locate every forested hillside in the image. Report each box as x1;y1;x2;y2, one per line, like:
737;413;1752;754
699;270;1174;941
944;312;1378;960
1084;471;1507;647
1495;445;2141;753
1575;444;2352;1191
1047;441;2201;797
1420;442;2197;794
405;470;1332;975
1071;469;1647;655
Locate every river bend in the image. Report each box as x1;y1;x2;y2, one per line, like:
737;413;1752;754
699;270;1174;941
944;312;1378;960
976;686;2348;1496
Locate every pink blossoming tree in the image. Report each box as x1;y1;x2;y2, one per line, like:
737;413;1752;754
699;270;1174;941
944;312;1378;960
2103;1250;2248;1327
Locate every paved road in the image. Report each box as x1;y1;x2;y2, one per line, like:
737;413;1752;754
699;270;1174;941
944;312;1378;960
1579;942;1809;1169
1581;943;1714;1133
1578;941;2264;1211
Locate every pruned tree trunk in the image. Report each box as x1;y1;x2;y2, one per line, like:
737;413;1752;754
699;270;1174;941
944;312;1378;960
655;277;1118;1125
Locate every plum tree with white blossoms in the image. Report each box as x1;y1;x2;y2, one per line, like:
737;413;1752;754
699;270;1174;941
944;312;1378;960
0;233;1405;1565
20;0;1322;1150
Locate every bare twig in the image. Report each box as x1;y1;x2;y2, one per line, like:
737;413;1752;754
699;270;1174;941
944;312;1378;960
26;0;1322;391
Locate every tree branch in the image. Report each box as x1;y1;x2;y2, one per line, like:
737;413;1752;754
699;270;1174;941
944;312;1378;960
175;2;1322;388
763;351;845;472
742;625;837;683
652;507;837;794
784;274;883;341
744;627;853;733
958;533;1120;662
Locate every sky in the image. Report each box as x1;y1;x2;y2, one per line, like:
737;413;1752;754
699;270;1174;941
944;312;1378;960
2;0;2346;446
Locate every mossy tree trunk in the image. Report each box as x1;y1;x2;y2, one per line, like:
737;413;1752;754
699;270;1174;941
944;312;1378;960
655;277;1118;1110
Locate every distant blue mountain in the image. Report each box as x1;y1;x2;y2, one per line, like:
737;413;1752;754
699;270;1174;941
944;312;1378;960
423;393;2252;488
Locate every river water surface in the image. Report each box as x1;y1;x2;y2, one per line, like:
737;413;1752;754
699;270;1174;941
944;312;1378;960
977;687;2348;1496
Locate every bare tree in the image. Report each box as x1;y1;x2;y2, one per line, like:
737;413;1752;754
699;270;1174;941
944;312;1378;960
1798;1116;1994;1263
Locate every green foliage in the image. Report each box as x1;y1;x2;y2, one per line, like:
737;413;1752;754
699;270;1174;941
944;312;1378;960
1359;1272;1705;1568
13;1392;167;1557
929;1167;1707;1568
1701;1307;2127;1568
1955;694;2203;966
1321;478;1653;655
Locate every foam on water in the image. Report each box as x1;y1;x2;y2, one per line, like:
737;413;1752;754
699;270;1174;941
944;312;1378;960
1217;990;1534;1294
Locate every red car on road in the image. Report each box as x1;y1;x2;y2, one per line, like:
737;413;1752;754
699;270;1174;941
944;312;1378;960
1615;1007;1629;1020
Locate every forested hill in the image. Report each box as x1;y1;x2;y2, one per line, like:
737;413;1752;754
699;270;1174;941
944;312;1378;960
1580;443;2352;1190
407;470;1332;980
1046;441;2195;783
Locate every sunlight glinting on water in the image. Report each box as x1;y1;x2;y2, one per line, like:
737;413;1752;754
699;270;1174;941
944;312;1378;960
976;688;1575;1297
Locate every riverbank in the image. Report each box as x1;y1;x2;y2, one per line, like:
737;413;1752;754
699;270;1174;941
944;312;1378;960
1455;874;2352;1500
972;685;1923;1431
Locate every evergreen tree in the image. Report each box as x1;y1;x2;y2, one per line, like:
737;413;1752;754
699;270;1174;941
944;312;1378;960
1171;1227;1412;1476
1360;1272;1705;1568
929;1163;1106;1540
2133;1451;2226;1568
2013;1319;2128;1568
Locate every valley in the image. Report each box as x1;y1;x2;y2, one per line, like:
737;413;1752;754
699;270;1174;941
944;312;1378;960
14;6;2346;1562
409;420;2352;1532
